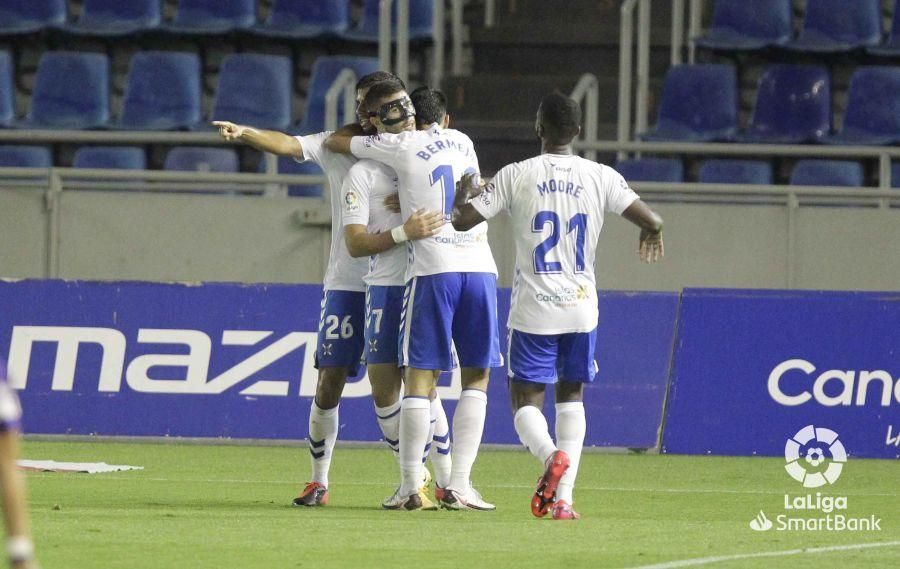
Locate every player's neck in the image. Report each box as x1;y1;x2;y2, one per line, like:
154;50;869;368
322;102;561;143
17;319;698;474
541;142;573;156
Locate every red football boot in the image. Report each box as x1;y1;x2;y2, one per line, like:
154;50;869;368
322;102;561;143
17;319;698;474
531;450;570;518
292;482;329;507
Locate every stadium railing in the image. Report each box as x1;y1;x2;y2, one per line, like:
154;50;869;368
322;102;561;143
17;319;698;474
375;0;446;88
572;140;900;189
569;74;599;162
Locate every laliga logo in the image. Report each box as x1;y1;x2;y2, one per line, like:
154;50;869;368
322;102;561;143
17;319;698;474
784;425;847;488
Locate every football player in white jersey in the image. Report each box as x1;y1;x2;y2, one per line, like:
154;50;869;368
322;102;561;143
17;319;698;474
215;71;439;508
339;81;454;510
0;359;39;569
452;93;664;520
326;86;502;511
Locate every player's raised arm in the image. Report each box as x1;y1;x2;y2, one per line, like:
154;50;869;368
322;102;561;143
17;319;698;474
621;200;664;263
323;123;364;155
213;121;303;160
344;210;445;257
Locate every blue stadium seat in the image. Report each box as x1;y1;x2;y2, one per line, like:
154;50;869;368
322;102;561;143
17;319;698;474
210;54;292;131
790;160;863;187
698;160;773;185
165;147;239;172
0;51;13;127
341;0;434;42
823;67;900;146
738;65;831;144
892;162;900;189
0;0;66;35
62;0;161;36
73;147;146;170
0;145;52;167
16;52;109;129
868;0;900;56
694;0;793;51
641;64;737;142
614;158;684;182
117;52;201;130
259;156;324;197
252;0;349;39
166;0;256;34
298;56;380;133
784;0;881;53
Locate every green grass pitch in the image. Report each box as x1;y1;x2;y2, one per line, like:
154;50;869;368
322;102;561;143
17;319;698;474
22;440;900;568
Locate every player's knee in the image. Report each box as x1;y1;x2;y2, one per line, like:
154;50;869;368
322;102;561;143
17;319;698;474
460;367;490;391
315;368;349;407
368;364;402;407
509;380;545;410
556;381;584;402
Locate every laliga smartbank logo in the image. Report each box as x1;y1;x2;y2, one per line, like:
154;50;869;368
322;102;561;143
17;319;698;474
784;425;846;487
748;425;882;533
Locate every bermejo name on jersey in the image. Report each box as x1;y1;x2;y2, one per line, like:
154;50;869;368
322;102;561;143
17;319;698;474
349;124;497;278
295;132;368;292
471;154;640;335
341;159;406;287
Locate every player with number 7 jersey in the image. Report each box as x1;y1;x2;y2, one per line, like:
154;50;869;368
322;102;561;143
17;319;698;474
325;86;502;511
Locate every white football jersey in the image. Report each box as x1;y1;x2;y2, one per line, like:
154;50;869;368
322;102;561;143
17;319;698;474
472;153;640;334
341;159;407;287
349;124;497;278
296;132;368;292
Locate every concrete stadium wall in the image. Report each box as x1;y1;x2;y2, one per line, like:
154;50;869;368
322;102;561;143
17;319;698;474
1;189;899;291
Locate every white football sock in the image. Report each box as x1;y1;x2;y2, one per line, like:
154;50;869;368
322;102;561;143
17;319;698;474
399;397;431;496
514;405;557;464
308;401;339;488
429;393;453;488
555;401;586;504
449;389;487;493
374;400;401;462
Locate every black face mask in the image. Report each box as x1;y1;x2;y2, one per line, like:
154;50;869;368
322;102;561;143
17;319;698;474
370;97;416;126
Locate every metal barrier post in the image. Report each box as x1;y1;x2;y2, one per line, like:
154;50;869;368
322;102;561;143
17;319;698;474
45;169;62;279
570;74;599;162
396;0;410;85
618;0;640;160
379;0;393;72
485;0;496;27
635;0;651;138
786;192;798;288
451;0;464;76
431;0;446;87
324;69;358;133
688;0;703;63
879;152;891;190
672;0;685;65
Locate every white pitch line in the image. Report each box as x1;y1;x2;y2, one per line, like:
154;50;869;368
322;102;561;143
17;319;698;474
25;474;900;497
626;540;900;569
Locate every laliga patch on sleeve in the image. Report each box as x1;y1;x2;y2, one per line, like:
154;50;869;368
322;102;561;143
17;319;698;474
344;190;360;213
477;183;495;207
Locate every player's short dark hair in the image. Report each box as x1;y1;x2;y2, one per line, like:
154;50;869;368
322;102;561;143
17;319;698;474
363;79;407;111
410;86;448;126
539;92;582;142
356;71;407;93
